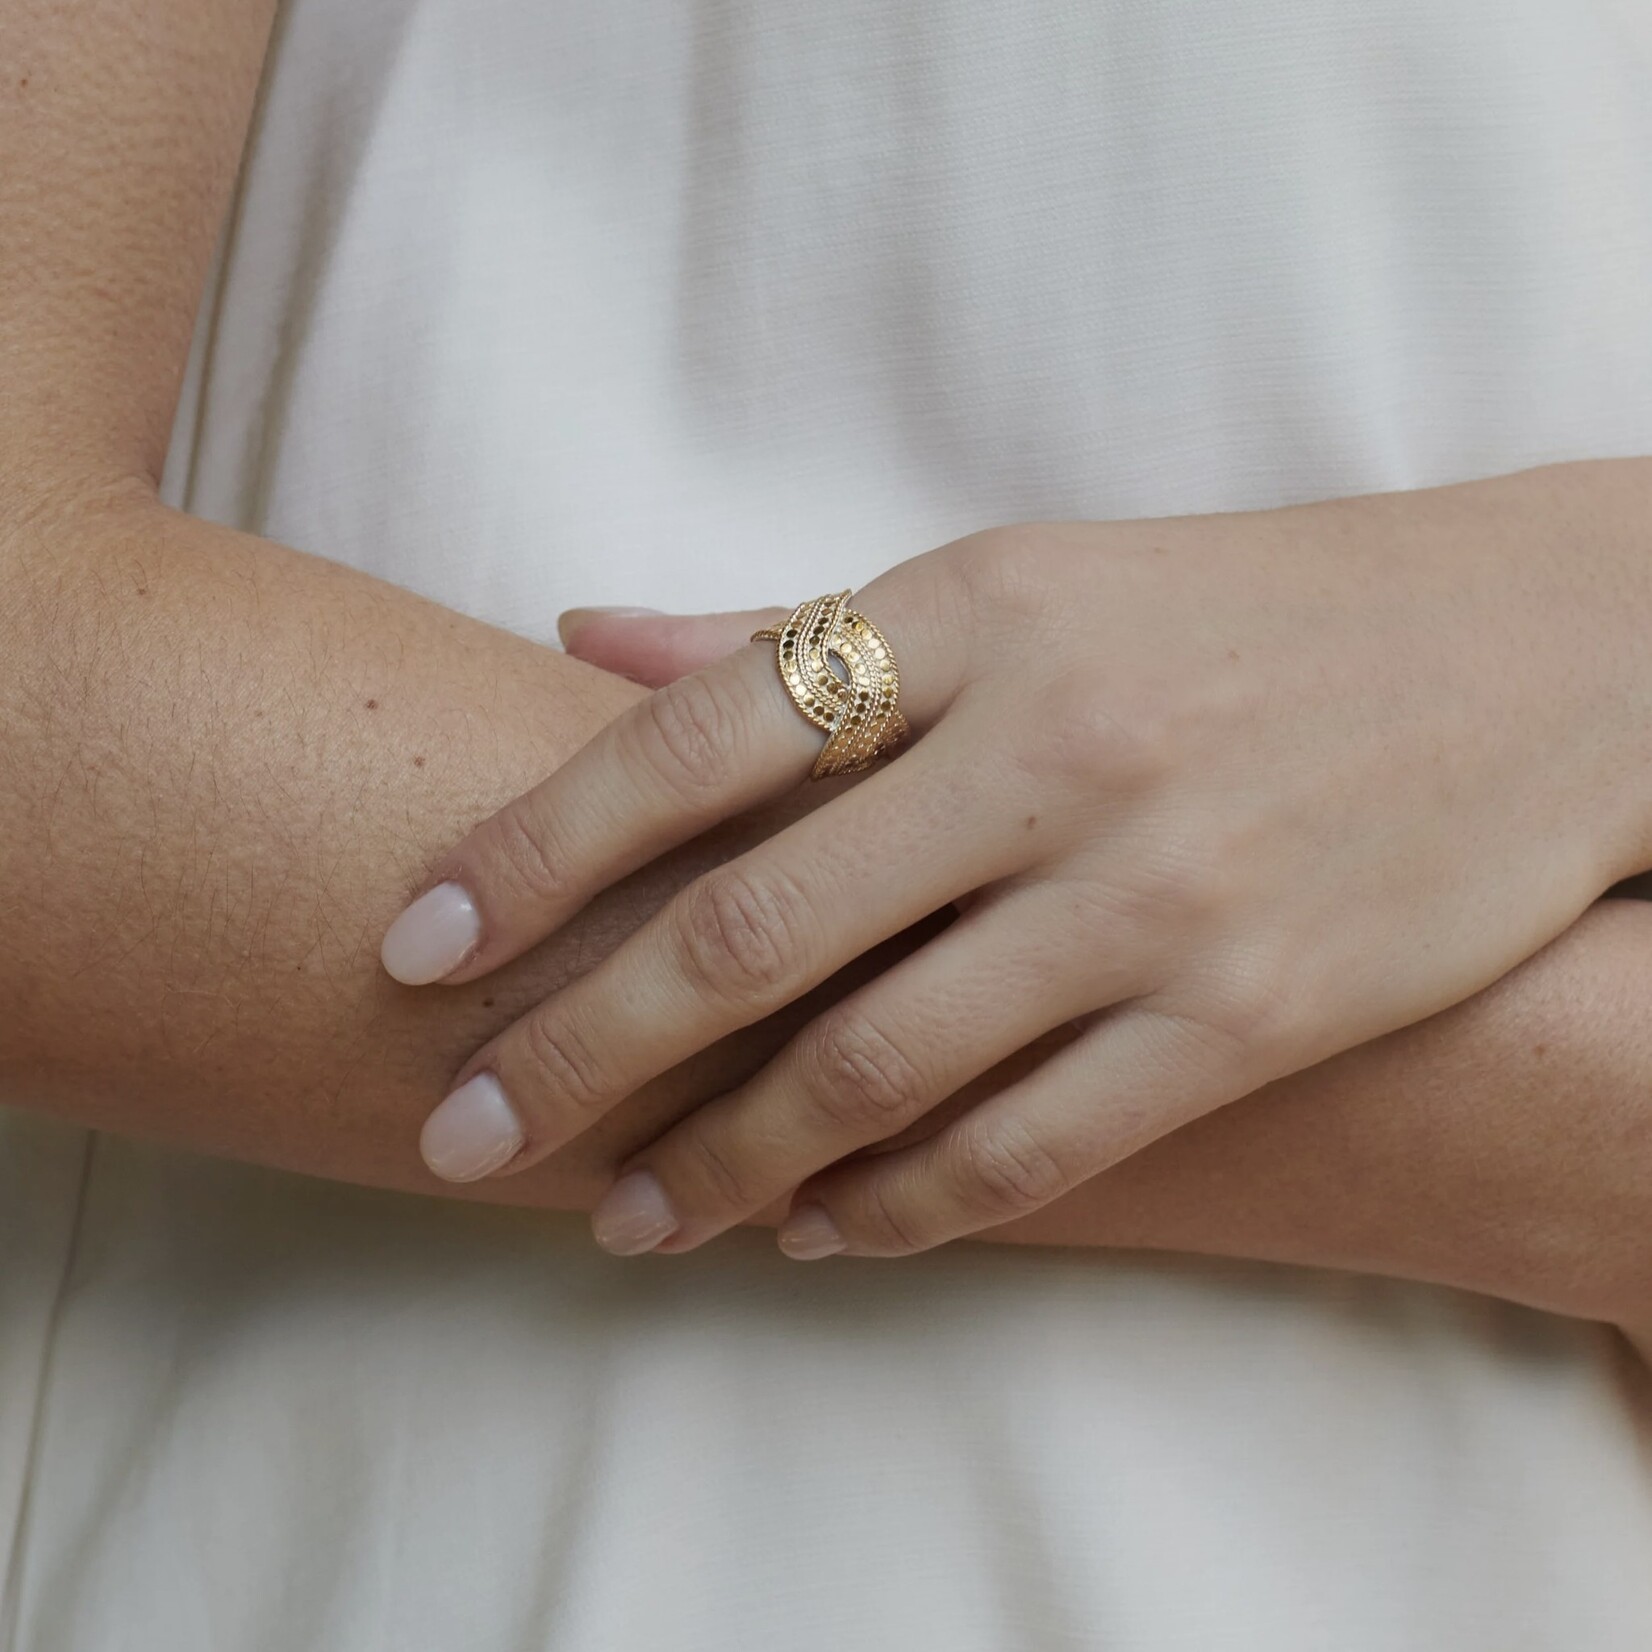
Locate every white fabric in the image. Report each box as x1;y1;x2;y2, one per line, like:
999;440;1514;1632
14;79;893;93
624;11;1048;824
6;1;1652;1645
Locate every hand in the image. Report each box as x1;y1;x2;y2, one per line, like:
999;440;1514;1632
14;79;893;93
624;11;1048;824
988;895;1652;1341
380;466;1652;1257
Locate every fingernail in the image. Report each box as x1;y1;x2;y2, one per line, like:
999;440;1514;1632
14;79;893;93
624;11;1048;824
558;606;663;648
382;882;482;985
777;1203;846;1260
420;1073;525;1182
591;1169;678;1255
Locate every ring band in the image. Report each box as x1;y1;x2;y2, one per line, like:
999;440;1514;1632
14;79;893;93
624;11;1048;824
752;591;911;779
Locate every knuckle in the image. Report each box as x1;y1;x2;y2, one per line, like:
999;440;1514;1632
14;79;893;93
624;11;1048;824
1024;673;1175;793
807;1014;929;1131
950;525;1055;624
516;1011;609;1117
679;1130;758;1209
482;801;571;909
1099;840;1240;941
953;1121;1070;1218
677;864;809;1002
1167;848;1243;929
639;675;740;800
855;1177;929;1255
1154;963;1303;1087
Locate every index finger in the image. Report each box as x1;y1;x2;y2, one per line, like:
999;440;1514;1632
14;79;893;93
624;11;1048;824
379;581;958;985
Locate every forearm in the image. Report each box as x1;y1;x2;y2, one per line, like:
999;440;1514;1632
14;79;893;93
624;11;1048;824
0;0;846;1208
0;488;903;1210
0;0;932;1218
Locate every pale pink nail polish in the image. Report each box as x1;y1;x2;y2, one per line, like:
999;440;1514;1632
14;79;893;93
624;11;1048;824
591;1169;678;1255
420;1073;525;1182
382;882;481;985
777;1204;846;1260
557;606;663;647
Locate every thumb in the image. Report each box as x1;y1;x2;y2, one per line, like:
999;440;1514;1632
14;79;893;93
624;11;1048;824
557;604;789;687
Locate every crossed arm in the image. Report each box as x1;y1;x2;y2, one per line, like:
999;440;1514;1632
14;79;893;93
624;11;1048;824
3;0;1649;1342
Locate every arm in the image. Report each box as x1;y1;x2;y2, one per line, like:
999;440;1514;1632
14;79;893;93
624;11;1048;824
5;3;1650;1350
0;0;874;1205
0;488;818;1199
14;472;1652;1349
992;894;1652;1340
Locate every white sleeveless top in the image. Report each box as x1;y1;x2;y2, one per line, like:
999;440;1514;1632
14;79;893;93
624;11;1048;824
6;2;1652;1645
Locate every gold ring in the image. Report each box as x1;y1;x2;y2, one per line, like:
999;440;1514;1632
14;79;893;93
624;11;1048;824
752;591;911;780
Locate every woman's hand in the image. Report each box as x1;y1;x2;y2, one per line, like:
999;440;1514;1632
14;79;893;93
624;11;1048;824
989;895;1652;1342
380;463;1652;1259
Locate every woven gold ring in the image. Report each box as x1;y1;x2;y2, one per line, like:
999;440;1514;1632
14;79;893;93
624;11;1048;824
752;591;912;780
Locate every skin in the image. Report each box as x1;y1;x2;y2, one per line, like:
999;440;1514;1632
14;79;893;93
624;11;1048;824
1;0;1649;1357
400;463;1652;1267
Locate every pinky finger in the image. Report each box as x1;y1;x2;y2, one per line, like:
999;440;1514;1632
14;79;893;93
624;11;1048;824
781;1001;1274;1258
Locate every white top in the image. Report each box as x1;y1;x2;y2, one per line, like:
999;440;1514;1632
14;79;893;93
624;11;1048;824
6;1;1652;1645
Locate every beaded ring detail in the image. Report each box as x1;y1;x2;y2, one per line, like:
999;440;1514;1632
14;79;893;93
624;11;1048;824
751;591;911;779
